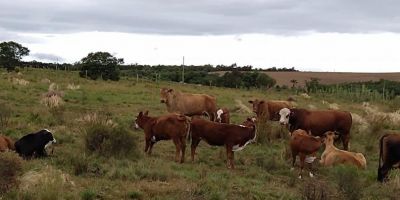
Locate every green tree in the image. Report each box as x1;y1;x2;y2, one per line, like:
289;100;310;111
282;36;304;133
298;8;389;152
255;73;276;89
79;52;123;81
0;41;30;72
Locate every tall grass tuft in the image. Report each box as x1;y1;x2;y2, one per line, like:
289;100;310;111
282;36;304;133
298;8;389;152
0;152;23;194
330;166;363;200
84;124;140;159
0;103;12;130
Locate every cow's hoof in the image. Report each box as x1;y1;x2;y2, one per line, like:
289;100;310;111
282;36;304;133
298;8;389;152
298;175;302;179
309;172;314;178
290;167;295;171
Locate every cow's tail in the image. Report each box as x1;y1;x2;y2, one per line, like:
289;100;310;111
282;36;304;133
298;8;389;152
184;116;192;142
379;134;388;169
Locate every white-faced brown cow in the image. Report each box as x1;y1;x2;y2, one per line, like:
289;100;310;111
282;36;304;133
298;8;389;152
160;88;217;121
279;108;352;150
216;108;230;124
320;131;366;169
248;99;292;121
134;111;190;163
189;118;256;169
378;133;400;182
290;129;323;178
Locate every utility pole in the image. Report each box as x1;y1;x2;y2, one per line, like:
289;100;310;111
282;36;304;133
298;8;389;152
182;56;185;83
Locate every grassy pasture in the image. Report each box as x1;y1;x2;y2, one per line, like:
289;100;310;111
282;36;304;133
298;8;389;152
0;68;400;199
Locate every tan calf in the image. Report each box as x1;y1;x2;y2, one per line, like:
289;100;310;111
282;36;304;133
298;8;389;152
320;131;366;169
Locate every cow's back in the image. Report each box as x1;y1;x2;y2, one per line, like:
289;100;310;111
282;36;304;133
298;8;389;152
174;93;216;116
301;110;352;136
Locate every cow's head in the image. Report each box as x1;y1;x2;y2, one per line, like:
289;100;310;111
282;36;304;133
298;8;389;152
323;131;338;145
279;108;291;125
248;99;266;116
135;111;149;129
241;117;257;127
40;129;56;149
160;88;173;104
216;109;224;122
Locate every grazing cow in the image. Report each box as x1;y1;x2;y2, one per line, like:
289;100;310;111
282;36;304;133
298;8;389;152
240;117;257;127
0;135;15;152
279;108;352;150
290;129;323;178
216;108;230;124
134;111;190;163
160;88;217;121
15;129;56;159
377;133;400;182
189;118;256;169
248;99;292;121
320;131;366;169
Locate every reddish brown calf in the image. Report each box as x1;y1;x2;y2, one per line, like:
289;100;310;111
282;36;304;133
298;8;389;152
134;111;190;163
189;118;256;169
290;129;323;178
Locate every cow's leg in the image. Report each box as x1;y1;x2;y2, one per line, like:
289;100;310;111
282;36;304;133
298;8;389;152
180;136;186;163
148;141;155;155
173;139;181;162
299;153;306;179
226;145;234;169
342;133;350;150
144;140;150;153
378;163;392;182
291;150;297;170
191;139;201;162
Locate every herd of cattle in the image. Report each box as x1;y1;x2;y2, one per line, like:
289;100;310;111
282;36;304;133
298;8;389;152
0;87;399;182
135;87;400;181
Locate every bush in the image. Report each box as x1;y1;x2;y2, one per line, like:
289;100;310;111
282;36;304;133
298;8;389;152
301;179;331;200
0;152;23;194
84;124;139;159
330;166;363;200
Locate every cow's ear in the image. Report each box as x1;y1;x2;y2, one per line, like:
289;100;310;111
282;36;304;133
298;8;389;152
168;89;173;92
138;111;143;117
144;110;149;116
248;100;253;104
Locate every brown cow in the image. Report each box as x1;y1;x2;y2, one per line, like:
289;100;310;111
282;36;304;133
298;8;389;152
189;118;256;169
290;129;323;178
216;108;230;124
279;108;352;150
160;88;217;121
377;133;400;182
248;99;292;121
320;131;366;169
0;135;15;152
134;111;190;163
240;117;257;127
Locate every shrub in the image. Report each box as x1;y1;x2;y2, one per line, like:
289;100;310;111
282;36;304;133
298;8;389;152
0;152;23;194
330;166;363;200
84;124;139;159
81;189;97;200
300;179;331;200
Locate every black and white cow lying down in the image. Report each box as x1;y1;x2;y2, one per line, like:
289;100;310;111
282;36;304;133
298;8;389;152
15;129;57;159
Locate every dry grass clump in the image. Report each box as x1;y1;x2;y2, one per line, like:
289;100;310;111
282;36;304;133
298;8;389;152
328;103;340;110
11;78;29;86
233;99;252;113
18;165;77;199
363;103;400;130
41;83;65;108
300;93;311;99
0;152;23;194
351;113;369;133
67;83;80;90
76;112;116;127
308;104;317;110
41;78;51;84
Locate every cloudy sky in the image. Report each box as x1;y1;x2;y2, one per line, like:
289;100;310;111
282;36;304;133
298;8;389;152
1;0;399;72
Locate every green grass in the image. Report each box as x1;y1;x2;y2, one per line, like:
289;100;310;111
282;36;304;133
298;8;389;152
0;68;399;199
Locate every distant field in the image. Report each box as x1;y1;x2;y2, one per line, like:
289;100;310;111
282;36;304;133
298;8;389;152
212;71;400;87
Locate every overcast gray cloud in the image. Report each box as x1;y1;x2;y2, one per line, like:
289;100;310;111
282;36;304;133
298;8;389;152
30;53;64;62
1;0;400;36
